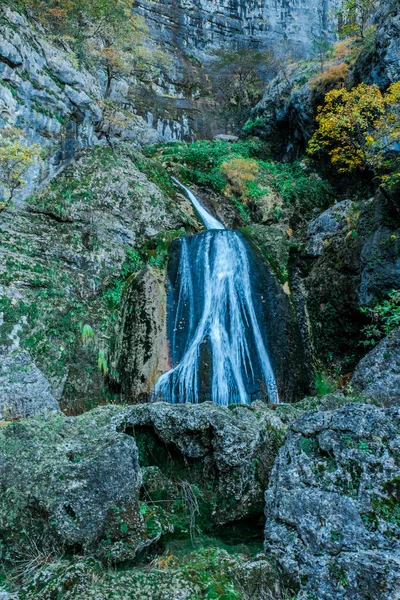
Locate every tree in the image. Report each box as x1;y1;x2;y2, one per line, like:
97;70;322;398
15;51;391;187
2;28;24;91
307;83;400;190
211;49;274;130
339;0;380;39
311;37;334;71
0;128;41;206
14;0;149;92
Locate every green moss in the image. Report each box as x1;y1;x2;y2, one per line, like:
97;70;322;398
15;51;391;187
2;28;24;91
372;478;400;527
300;436;319;456
240;224;289;283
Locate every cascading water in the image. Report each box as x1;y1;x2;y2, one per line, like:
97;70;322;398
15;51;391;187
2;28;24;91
153;179;279;406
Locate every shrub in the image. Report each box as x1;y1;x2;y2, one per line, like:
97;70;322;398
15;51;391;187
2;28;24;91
309;63;350;95
220;157;259;197
308;83;400;190
360;289;400;346
0;128;41;204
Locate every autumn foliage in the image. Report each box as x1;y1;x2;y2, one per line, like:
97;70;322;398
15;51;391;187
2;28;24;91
308;82;400;188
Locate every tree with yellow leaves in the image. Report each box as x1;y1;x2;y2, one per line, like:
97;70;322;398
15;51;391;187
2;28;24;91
0;128;41;207
307;82;400;190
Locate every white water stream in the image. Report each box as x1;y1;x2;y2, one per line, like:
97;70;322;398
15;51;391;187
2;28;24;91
153;180;279;405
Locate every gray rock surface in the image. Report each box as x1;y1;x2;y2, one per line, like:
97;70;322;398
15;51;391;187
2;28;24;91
0;8;188;204
264;403;400;600
0;406;145;563
359;226;400;306
351;329;400;404
307;200;353;256
0;349;59;419
135;0;340;57
115;266;170;402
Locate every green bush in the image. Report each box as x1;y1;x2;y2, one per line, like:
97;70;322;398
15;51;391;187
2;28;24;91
360;289;400;346
145;140;334;220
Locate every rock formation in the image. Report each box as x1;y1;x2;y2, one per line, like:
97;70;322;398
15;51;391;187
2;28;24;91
265;403;400;599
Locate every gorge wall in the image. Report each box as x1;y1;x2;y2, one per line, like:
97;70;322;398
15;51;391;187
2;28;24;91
135;0;341;56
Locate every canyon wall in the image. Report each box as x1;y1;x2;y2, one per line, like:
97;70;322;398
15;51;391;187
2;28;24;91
135;0;341;57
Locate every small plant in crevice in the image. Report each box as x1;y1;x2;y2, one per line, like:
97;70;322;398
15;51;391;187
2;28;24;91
360;289;400;346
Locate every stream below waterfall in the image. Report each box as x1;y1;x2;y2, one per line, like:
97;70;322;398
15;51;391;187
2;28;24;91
153;180;279;406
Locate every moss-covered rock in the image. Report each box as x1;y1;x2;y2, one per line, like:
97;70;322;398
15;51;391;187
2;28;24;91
0;400;288;570
265;403;400;600
0;407;146;565
0;144;194;414
12;547;278;600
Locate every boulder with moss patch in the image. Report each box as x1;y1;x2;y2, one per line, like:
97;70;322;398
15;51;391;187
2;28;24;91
0;407;146;564
264;403;400;600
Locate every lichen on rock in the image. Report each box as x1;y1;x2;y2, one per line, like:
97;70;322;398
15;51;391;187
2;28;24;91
264;403;400;599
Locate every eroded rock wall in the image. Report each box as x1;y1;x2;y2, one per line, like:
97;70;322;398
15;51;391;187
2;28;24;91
135;0;341;57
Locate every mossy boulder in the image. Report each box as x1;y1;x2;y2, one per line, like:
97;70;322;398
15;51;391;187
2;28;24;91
0;144;193;414
15;548;278;600
0;400;288;570
265;403;400;600
0;407;145;564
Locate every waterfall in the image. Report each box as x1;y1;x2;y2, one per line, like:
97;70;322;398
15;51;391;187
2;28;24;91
153;180;279;405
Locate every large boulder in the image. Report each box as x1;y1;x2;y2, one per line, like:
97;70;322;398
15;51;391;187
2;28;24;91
350;329;400;405
121;401;286;527
264;404;400;600
0;407;145;564
306;200;353;257
0;349;59;419
0;401;286;569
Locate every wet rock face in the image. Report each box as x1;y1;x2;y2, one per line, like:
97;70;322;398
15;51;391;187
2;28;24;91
0;350;59;419
166;232;308;403
264;404;400;600
351;329;400;405
116;267;170;403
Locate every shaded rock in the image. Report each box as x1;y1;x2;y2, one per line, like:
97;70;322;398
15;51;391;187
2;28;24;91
264;403;400;600
0;349;59;420
359;226;400;306
0;407;145;563
307;200;353;257
351;328;400;405
121;400;286;526
115;266;170;402
353;0;400;88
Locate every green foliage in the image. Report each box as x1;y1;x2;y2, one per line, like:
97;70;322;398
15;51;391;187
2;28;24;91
145;140;334;222
0;127;41;204
372;478;400;527
210;48;274;127
314;371;339;396
360;289;400;346
339;0;379;39
144;139;266;193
